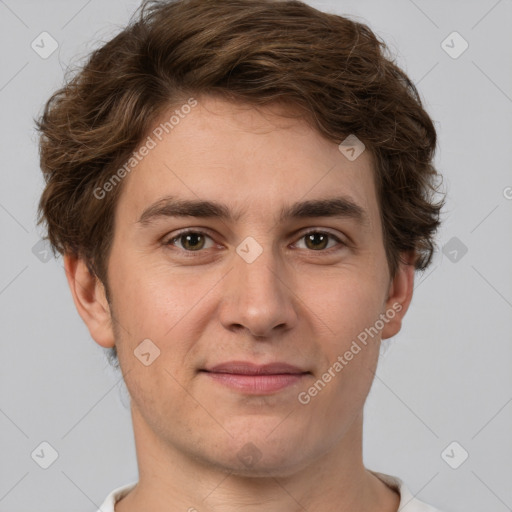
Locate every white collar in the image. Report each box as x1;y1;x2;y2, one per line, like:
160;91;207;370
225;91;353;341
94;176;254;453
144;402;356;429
98;472;441;511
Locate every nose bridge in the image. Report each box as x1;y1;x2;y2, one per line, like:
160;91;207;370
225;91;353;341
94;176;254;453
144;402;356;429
220;234;296;336
238;236;281;291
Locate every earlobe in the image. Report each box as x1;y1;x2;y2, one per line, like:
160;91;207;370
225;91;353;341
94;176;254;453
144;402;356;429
63;253;116;348
381;252;416;340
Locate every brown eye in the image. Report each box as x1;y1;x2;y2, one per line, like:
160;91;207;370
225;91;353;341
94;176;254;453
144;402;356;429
295;231;345;252
304;232;329;250
166;231;214;251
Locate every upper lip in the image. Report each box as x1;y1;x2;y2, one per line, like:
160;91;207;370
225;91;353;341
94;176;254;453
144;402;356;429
204;361;308;375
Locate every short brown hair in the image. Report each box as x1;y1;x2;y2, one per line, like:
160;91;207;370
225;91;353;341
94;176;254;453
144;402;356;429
36;0;444;363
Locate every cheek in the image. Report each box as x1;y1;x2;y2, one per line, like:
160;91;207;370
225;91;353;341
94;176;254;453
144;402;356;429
110;256;202;336
320;268;386;342
109;260;219;388
302;295;382;422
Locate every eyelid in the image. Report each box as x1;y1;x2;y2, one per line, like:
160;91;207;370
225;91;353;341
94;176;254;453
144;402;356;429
164;228;218;253
164;227;217;245
293;229;348;252
164;227;348;253
294;227;346;243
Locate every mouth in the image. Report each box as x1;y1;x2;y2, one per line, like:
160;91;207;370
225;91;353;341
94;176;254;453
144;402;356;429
200;361;311;394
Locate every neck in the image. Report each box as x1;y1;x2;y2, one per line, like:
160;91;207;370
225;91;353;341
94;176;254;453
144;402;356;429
115;405;399;512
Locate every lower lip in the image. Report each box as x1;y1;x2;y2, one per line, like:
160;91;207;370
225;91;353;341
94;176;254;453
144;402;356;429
203;372;307;394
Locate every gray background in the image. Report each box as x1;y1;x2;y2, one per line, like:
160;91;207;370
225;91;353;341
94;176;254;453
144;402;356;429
1;0;511;511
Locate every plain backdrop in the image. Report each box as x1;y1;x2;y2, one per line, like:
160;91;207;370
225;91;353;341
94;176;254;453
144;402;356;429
1;1;511;511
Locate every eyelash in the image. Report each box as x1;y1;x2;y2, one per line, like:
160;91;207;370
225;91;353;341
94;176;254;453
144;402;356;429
163;229;347;256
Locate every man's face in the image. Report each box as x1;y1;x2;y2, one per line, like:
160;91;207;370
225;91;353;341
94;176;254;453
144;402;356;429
97;96;406;475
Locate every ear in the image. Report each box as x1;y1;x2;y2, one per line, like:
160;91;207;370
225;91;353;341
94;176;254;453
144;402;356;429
63;252;115;348
381;251;416;340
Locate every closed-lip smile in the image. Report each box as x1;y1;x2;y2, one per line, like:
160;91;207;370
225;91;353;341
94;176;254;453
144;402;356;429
201;361;310;394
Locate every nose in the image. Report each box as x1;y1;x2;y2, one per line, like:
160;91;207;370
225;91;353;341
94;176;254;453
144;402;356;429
218;240;298;339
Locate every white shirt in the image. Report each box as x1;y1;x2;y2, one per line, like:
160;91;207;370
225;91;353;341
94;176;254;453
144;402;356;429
96;472;442;511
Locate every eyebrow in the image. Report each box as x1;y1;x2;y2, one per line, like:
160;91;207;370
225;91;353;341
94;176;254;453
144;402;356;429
136;195;369;228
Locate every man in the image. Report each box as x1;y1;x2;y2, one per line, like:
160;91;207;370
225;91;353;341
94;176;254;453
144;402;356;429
36;0;445;510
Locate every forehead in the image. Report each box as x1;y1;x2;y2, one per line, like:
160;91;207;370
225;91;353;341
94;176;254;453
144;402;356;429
113;96;379;229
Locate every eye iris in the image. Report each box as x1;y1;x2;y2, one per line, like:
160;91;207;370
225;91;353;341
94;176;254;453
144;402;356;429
305;232;328;250
181;233;204;251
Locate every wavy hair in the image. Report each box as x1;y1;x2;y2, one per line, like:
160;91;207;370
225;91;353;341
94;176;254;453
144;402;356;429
36;0;445;367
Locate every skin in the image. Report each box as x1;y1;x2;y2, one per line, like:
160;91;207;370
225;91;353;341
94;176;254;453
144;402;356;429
64;95;415;512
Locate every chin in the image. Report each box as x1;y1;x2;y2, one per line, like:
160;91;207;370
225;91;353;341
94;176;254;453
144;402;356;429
213;452;311;479
202;430;315;479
